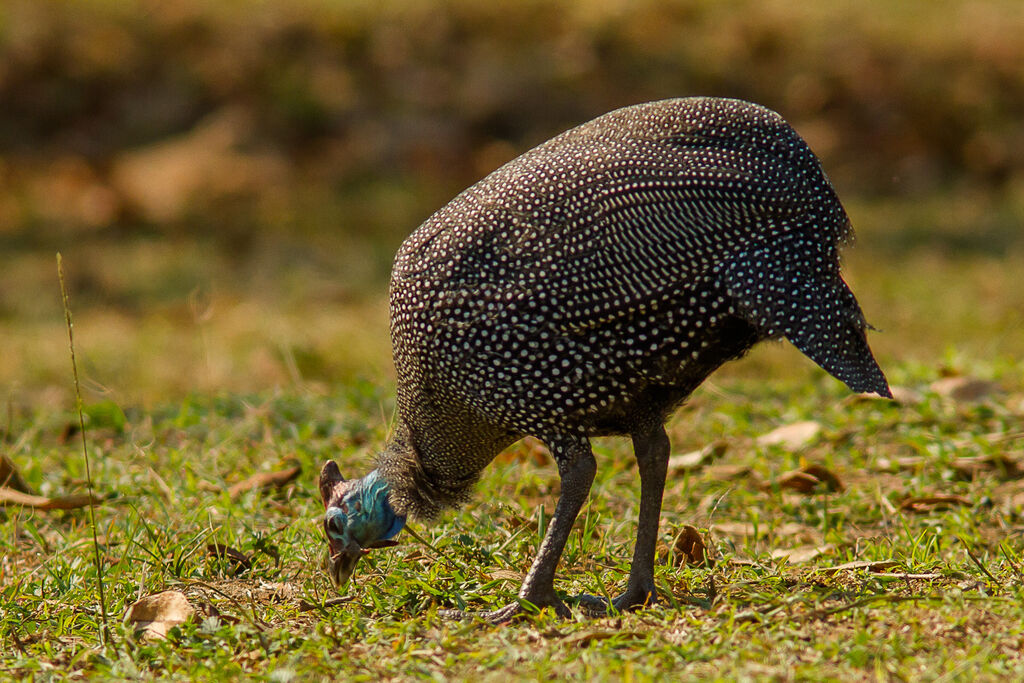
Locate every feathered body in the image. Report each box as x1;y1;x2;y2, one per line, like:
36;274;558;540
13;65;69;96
378;97;889;521
321;97;889;620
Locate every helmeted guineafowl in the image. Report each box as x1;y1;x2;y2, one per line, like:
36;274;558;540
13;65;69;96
318;97;891;622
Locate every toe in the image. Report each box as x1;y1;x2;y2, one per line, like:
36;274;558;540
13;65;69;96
571;584;659;615
571;593;612;615
438;597;569;624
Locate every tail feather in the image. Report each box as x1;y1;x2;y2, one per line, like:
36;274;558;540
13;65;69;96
719;242;891;398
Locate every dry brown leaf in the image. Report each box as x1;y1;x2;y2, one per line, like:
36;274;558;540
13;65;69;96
402;549;431;563
124;591;194;639
197;480;221;493
297;596;354;612
486;569;524;582
206;543;252;574
874;456;927;472
950;454;1024;481
704;464;754;482
889;386;925;405
227;464;301;499
0;487;103;510
196;600;241;624
495;437;549;466
845;386;919;405
818;560;901;574
712;522;757;537
778;464;845;494
727;558;759;567
667;441;727;473
930;376;999;402
900;494;972;513
0;455;33;493
711;521;818;542
884;572;944;580
669;524;715;567
757;421;822;450
770;544;834;564
57;422;80;445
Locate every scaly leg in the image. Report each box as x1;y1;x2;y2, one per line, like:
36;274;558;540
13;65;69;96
442;436;597;623
578;423;670;613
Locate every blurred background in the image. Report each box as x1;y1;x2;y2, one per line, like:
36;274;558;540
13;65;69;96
2;0;1022;411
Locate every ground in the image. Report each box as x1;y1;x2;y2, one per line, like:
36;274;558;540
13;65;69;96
3;337;1023;679
2;0;1024;680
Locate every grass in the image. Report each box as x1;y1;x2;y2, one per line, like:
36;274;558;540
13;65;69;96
3;148;1024;683
3;167;1024;683
2;1;1023;677
2;351;1023;679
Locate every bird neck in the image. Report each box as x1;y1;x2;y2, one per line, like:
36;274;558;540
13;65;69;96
355;469;405;543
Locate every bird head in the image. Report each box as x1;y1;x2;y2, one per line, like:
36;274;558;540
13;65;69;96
318;461;405;589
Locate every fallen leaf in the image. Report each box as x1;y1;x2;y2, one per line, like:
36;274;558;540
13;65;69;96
900;495;972;513
197;600;241;624
0;487;103;510
0;455;33;493
950;454;1024;481
874;456;927;472
883;572;944;580
846;385;922;406
817;560;901;574
712;522;757;537
485;569;524;582
712;522;819;543
402;549;430;562
298;596;354;612
258;581;298;601
757;421;822;450
1007;490;1024;510
667;441;727;473
771;544;834;564
704;464;754;482
57;422;79;445
206;543;252;575
778;464;844;494
889;386;925;405
227;464;301;499
930;376;999;402
727;558;759;567
124;591;194;639
669;524;715;567
495;437;550;465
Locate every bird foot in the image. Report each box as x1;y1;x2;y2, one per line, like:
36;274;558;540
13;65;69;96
438;594;571;624
573;584;658;615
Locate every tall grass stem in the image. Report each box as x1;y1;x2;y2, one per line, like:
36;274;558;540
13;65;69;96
57;253;113;647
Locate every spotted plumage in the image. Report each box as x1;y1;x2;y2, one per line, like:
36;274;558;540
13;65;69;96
321;97;890;621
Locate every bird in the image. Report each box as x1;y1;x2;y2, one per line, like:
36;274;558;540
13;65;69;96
318;97;891;622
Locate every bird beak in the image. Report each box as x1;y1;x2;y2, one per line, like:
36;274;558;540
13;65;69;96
324;542;363;590
323;539;400;589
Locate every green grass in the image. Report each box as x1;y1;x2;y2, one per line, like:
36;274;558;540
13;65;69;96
2;0;1024;678
3;359;1023;680
3;177;1023;681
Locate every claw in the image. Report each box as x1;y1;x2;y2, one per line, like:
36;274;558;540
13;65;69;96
571;585;658;615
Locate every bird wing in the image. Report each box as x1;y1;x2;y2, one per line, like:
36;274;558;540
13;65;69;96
718;238;892;397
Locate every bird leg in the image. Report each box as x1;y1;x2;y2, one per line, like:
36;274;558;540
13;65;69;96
441;437;597;623
577;424;670;613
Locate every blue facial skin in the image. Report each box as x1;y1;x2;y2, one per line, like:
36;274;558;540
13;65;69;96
323;469;405;588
